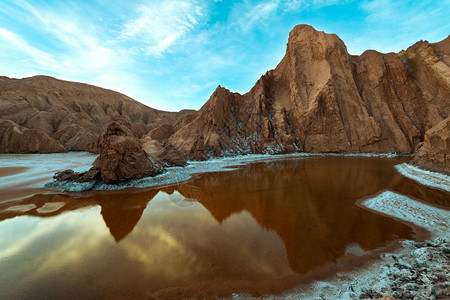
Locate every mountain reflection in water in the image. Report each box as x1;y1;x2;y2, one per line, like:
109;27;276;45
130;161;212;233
0;157;448;299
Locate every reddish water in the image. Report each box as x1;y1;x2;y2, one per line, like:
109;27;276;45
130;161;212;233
0;157;448;299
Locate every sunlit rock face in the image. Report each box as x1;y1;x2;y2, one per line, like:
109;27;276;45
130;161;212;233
163;25;449;160
0;75;194;153
411;116;450;174
54;117;164;184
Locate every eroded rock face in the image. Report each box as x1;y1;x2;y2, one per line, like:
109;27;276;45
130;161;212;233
140;123;187;166
55;117;164;184
163;25;450;160
0;119;66;153
411;116;450;174
0;76;194;153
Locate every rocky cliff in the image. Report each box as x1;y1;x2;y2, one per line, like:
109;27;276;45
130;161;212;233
161;25;449;160
0;75;193;153
410;116;450;174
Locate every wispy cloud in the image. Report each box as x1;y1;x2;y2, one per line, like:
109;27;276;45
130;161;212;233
232;0;280;33
283;0;345;11
0;27;57;69
122;1;205;56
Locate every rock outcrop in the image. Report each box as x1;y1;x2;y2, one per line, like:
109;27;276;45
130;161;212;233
0;119;66;153
0;75;194;153
141;124;187;167
410;116;450;174
55;117;164;184
162;25;449;160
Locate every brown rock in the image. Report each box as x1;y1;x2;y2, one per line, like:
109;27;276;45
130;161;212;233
0;75;194;153
55;117;164;184
153;144;187;167
140;123;187;166
0;119;66;153
95;118;161;183
141;138;163;156
144;124;176;143
165;25;449;160
410;116;450;174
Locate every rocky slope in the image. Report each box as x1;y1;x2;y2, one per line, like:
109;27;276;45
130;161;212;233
159;25;449;160
410;116;450;174
0;119;66;153
0;75;193;153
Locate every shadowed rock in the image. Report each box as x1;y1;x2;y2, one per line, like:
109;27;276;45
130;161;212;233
410;116;450;174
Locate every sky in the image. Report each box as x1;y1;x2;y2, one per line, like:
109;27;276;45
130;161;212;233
0;0;449;111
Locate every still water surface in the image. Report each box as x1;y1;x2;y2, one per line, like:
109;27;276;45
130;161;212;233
0;157;448;299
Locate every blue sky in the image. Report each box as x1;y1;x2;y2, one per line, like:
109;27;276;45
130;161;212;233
0;0;449;111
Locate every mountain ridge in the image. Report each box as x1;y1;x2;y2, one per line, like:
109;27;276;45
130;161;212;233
0;75;194;153
158;25;449;161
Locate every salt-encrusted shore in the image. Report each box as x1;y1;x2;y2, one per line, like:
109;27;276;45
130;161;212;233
44;152;405;192
249;191;450;300
396;163;450;192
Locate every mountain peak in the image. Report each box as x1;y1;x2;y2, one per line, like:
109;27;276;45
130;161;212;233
288;24;341;44
164;24;450;159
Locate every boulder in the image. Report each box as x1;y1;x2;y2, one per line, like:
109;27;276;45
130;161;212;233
54;117;164;184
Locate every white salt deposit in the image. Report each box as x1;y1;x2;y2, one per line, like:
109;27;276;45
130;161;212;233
395;163;450;192
273;191;450;299
363;191;450;238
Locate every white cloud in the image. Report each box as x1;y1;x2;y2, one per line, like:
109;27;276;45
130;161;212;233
234;0;280;32
283;0;344;11
121;0;204;56
0;27;58;70
0;1;164;105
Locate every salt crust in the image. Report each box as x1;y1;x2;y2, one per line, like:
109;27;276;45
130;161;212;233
265;191;450;300
395;163;450;192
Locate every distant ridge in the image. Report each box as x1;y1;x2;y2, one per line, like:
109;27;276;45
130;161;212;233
0;75;194;153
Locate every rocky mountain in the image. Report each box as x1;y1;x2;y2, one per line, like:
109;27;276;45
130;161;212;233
0;75;193;153
158;25;449;160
